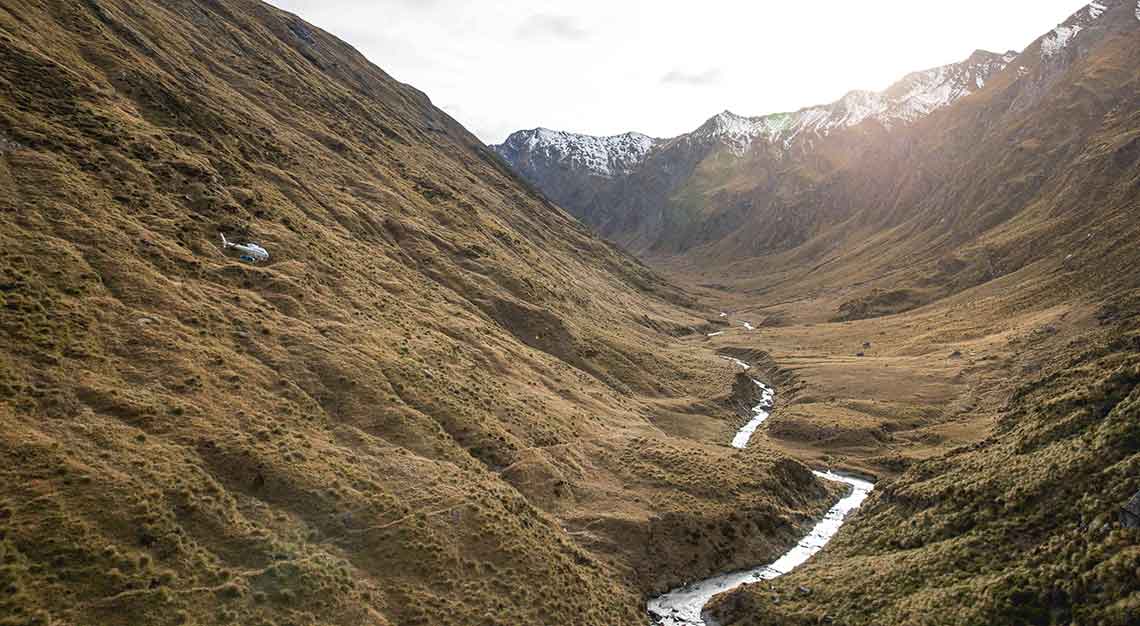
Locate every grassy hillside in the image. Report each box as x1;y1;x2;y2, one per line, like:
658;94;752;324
3;1;1136;625
709;291;1140;625
0;1;838;624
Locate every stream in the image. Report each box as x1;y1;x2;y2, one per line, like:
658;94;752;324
645;358;874;626
730;380;774;449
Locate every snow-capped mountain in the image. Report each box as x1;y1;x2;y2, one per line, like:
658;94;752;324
493;128;660;179
490;48;1020;231
496;49;1019;172
493;1;1137;259
689;49;1018;154
1039;0;1115;58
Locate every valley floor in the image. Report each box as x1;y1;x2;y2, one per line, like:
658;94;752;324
2;1;1136;624
654;265;1140;625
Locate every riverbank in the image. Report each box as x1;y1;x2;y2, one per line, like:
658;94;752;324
646;355;875;626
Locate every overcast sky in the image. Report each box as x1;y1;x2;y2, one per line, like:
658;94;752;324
267;0;1090;143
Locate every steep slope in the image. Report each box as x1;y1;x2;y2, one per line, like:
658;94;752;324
0;1;839;625
679;4;1140;622
667;0;1140;486
709;0;1140;322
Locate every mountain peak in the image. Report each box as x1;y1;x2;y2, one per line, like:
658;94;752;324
681;48;1018;154
494;128;660;178
504;45;1026;168
965;48;1013;64
697;110;756;135
1037;0;1125;59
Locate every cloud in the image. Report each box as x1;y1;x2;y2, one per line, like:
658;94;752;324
515;14;589;41
661;68;723;86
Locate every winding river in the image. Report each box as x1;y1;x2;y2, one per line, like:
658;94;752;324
646;363;874;626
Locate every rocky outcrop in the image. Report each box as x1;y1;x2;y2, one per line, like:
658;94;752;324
1122;490;1140;528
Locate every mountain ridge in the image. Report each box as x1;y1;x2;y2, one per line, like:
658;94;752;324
493;47;1019;172
490;45;1026;256
493;0;1139;310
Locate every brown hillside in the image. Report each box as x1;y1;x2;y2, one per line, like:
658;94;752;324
708;289;1140;625
0;1;839;625
666;5;1140;623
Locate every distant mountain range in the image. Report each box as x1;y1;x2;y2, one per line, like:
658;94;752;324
492;47;1019;241
493;0;1139;319
498;47;1017;172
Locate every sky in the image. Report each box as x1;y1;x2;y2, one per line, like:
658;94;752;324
266;0;1091;144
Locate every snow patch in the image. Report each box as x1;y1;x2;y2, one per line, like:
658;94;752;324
693;52;1013;153
497;129;658;178
1088;1;1106;19
1042;24;1082;58
695;111;771;155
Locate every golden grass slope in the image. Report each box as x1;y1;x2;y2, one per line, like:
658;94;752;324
0;1;836;625
710;294;1140;625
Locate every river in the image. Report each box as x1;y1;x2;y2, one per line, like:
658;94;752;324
646;363;874;626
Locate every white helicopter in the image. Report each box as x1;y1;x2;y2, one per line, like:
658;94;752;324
220;233;270;263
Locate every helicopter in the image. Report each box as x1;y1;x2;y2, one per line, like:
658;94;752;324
220;233;270;263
